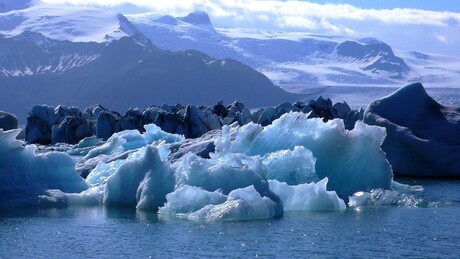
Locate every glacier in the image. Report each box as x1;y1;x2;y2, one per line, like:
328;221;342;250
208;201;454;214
0;112;419;220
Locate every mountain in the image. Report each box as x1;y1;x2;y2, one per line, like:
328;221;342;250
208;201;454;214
335;41;409;79
0;32;300;121
0;31;103;76
0;3;145;43
127;12;460;91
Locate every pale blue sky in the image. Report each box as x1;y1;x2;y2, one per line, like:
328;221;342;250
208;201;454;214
110;0;460;14
305;0;460;12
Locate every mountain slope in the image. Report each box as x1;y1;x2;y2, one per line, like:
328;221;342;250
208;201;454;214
0;4;144;43
0;31;102;76
0;34;301;121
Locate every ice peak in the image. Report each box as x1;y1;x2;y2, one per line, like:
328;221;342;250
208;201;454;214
388;83;434;105
178;11;212;26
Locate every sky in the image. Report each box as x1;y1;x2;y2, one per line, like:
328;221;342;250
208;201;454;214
12;0;460;56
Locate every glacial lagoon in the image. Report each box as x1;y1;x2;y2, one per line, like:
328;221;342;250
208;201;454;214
1;179;459;258
2;86;460;258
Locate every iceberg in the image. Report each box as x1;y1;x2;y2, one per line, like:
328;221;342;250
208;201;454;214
159;185;227;215
104;145;175;211
83;124;183;160
348;189;425;208
269;179;346;211
159;185;282;221
0;129;87;206
187;186;282;221
215;112;393;198
364;83;460;177
1;110;405;220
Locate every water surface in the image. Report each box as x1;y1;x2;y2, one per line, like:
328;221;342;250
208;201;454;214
1;178;458;258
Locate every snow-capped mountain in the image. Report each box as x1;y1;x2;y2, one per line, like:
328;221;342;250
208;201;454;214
0;31;102;76
0;4;150;77
0;4;302;121
127;11;460;91
0;4;144;43
335;41;409;78
2;3;459;121
0;31;299;121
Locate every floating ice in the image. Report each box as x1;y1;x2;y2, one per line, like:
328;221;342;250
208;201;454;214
0;129;87;206
348;189;426;208
269;179;346;211
348;180;425;208
67;136;103;156
83;124;183;161
187;185;282;221
262;146;318;185
173;152;268;195
364;83;460;177
215;112;393;198
1;111;410;220
159;185;227;215
155;149;282;219
102;145;175;211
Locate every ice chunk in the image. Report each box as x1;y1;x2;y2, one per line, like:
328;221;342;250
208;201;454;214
67;136;103;156
262;146;318;184
173;152;267;195
0;129;87;206
84;142;171;187
215;112;393;198
348;189;426;207
391;180;424;192
171;151;283;219
188;185;282;221
84;123;183;160
159;185;227;215
103;145;174;211
269;179;346;211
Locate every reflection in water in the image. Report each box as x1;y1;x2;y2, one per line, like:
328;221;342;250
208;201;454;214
103;206;160;222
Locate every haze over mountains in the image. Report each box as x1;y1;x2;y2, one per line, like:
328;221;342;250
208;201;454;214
0;2;459;120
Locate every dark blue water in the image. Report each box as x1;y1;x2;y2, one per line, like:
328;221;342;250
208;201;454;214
1;178;459;258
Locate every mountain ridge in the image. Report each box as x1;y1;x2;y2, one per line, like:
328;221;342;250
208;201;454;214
0;32;302;121
127;11;460;90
